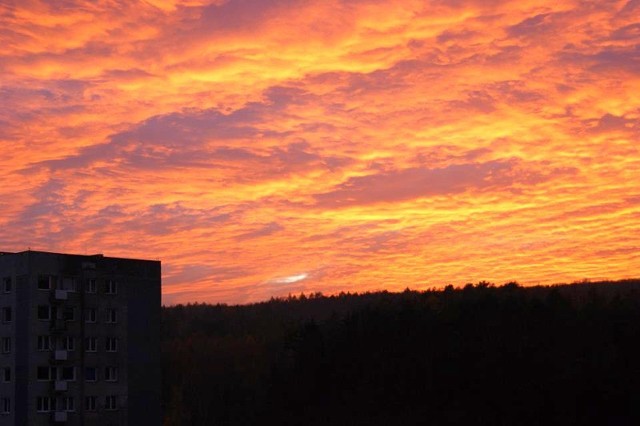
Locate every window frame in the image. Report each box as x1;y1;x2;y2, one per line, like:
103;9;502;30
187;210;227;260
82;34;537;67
2;277;11;294
1;397;9;414
105;395;117;411
60;366;76;382
37;305;51;321
1;307;11;323
61;277;76;292
85;279;96;294
84;396;97;411
37;275;52;291
104;366;118;382
36;396;52;413
106;337;118;352
85;308;97;323
62;337;75;352
59;396;75;412
1;337;10;354
85;337;97;353
37;366;53;382
84;367;97;382
37;335;52;351
105;280;118;295
105;309;117;324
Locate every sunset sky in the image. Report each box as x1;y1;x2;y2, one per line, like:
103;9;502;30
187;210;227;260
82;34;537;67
1;0;639;304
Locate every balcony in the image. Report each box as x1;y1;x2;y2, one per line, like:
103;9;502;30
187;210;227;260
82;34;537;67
53;350;68;361
54;381;68;392
54;290;68;300
53;411;68;422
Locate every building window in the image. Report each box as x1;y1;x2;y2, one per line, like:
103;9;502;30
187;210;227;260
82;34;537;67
1;338;10;353
37;335;52;351
58;396;75;412
1;397;9;414
105;280;118;294
61;278;76;292
105;395;117;410
36;396;52;412
85;396;97;411
37;305;51;321
105;366;118;382
2;368;9;382
60;367;75;381
2;278;10;293
85;337;97;353
85;308;96;323
1;307;11;323
62;307;75;322
37;366;54;381
106;337;118;352
62;337;75;351
85;279;96;294
105;309;117;323
85;367;97;382
37;275;53;290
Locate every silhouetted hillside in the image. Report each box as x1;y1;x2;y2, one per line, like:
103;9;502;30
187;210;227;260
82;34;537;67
162;279;640;425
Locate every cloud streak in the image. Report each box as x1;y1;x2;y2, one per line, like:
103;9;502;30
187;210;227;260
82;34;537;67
1;0;638;304
313;160;560;207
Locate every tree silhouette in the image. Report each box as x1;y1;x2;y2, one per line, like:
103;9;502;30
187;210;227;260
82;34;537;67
162;279;640;426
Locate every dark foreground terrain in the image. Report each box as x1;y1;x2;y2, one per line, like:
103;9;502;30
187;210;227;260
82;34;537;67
162;280;640;425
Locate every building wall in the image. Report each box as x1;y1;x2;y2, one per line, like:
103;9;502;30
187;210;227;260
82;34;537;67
126;259;162;426
0;253;19;425
0;251;160;426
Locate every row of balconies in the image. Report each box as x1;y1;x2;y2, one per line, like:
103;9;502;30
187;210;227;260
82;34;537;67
45;375;122;391
45;376;122;393
39;275;119;296
48;406;121;422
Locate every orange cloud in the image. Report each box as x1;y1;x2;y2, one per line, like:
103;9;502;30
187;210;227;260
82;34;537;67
1;0;638;304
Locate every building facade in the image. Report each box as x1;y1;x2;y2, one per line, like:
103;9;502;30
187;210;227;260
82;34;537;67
0;251;161;425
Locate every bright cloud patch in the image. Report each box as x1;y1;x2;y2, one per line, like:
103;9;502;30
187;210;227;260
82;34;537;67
1;0;639;304
270;273;310;285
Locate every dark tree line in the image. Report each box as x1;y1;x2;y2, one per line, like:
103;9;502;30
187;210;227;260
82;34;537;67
162;280;640;425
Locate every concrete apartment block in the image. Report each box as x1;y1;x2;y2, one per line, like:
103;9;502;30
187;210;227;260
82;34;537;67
0;251;161;425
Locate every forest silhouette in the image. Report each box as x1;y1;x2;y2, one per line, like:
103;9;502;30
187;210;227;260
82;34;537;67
162;279;640;425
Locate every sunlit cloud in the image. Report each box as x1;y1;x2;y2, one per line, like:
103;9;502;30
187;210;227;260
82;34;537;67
269;273;310;285
1;0;638;304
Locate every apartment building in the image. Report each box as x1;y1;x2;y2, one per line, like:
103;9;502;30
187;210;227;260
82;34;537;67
0;250;161;425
